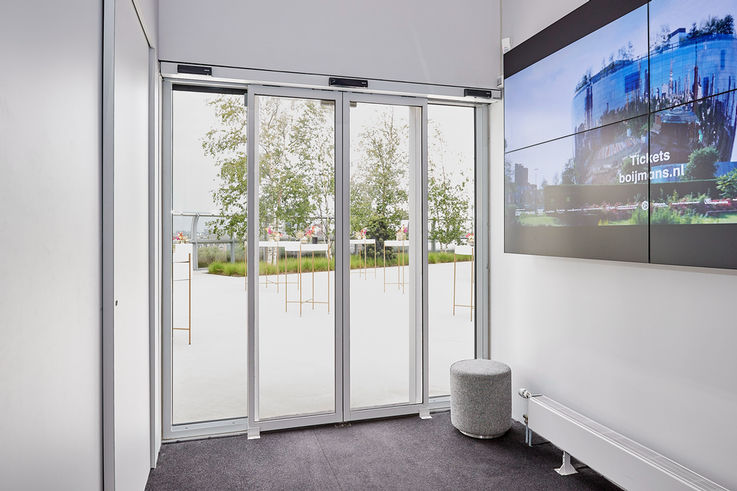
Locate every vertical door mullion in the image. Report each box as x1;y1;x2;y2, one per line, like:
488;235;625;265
334;92;345;422
161;80;174;438
420;100;429;414
341;93;352;421
474;104;490;360
246;88;258;435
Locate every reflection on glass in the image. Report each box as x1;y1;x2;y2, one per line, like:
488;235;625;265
349;102;422;409
171;89;247;424
427;105;476;397
255;95;336;419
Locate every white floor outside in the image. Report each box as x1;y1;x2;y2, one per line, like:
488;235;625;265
172;261;475;424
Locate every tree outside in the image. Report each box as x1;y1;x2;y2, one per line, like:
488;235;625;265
427;126;471;250
202;96;335;243
350;107;409;250
202;97;473;255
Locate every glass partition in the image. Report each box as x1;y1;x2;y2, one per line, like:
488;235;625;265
427;104;476;397
170;87;248;425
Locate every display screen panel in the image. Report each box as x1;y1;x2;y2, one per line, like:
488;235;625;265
504;117;649;262
649;89;737;267
505;0;737;269
505;4;648;152
650;0;737;111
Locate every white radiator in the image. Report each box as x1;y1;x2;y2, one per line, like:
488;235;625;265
519;390;728;491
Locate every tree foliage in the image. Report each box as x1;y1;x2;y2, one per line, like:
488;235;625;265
203;98;473;253
202;96;335;241
685;146;718;180
427;127;471;249
202;95;248;240
350;109;409;246
688;15;735;39
717;168;737;198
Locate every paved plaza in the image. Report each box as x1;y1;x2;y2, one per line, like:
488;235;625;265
172;261;475;424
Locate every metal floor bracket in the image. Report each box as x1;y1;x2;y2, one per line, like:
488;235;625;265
555;451;578;476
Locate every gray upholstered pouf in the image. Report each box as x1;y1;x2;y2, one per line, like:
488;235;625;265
450;359;511;438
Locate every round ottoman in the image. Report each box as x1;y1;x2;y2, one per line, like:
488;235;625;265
450;359;511;438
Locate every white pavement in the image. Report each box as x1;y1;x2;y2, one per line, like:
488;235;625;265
172;260;475;424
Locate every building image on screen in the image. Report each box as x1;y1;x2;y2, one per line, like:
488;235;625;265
505;0;737;267
648;0;737;226
505;118;649;228
504;5;648;153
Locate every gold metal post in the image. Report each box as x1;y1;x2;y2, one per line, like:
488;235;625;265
453;251;457;316
383;244;386;292
470;247;474;321
312;250;315;310
188;253;192;345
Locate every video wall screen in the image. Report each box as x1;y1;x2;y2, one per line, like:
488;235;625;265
504;0;737;269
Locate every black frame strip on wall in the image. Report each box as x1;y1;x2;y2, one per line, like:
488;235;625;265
504;0;649;78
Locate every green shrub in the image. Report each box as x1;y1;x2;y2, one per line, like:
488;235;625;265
717;169;737;199
650;207;704;224
685;147;718;180
198;245;228;267
206;250;470;277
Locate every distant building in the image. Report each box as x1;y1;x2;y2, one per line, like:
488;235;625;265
573;29;737;133
571;27;737;185
513;164;531;208
514;163;529;187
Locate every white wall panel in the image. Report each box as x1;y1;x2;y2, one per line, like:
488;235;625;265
158;0;500;89
493;1;737;488
0;1;102;490
501;0;586;53
104;0;152;488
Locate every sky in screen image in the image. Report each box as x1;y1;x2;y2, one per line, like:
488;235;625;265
505;5;648;152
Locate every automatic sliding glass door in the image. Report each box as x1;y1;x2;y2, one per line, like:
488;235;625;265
163;81;487;438
343;94;427;418
163;84;249;439
249;88;341;425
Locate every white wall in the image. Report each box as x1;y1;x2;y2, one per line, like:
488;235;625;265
133;0;158;48
0;2;103;490
109;0;153;487
501;0;586;51
158;0;500;89
493;1;737;488
102;0;158;488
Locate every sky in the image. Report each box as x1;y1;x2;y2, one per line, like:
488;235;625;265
172;90;239;214
505;134;575;187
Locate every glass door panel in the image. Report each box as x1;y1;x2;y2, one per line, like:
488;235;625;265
348;100;423;409
254;93;337;419
427;104;476;397
170;87;248;425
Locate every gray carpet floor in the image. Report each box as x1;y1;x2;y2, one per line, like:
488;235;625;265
146;411;618;490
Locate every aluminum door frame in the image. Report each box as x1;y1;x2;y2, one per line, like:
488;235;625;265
247;85;345;435
161;80;252;441
162;79;490;440
340;92;431;422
